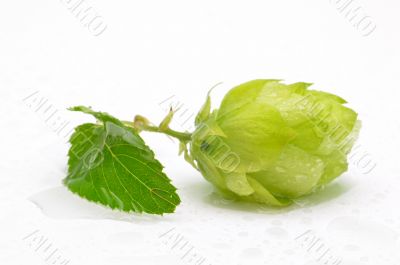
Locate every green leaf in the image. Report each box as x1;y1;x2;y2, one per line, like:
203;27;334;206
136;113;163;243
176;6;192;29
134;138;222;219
64;106;181;215
68;105;125;126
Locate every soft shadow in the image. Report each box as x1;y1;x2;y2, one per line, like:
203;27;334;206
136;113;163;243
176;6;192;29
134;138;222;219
197;180;353;214
28;186;166;224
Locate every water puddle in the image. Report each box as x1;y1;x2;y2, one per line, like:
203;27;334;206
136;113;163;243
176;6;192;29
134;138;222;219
29;186;163;223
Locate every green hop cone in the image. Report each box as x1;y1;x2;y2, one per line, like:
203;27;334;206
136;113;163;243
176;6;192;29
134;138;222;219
190;80;361;206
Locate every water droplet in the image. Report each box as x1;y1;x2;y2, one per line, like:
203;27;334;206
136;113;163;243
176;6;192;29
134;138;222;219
238;231;248;237
265;227;288;239
271;220;283;226
301;217;312;224
239;248;263;259
284;249;295;255
344;244;360;251
295;175;307;182
212;242;231;250
107;232;144;245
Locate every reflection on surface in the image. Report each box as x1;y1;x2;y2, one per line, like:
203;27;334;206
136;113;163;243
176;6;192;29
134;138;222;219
29;186;164;223
202;179;353;214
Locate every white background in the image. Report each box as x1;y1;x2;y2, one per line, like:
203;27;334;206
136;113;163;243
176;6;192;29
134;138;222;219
1;1;400;265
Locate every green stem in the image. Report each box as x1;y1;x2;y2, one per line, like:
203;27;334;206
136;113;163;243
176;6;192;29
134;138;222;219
123;121;192;142
141;125;192;142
